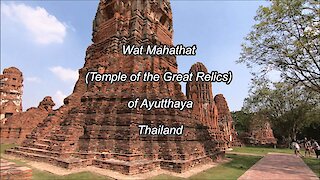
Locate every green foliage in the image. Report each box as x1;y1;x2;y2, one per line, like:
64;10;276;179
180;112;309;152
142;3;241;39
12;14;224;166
231;111;253;134
243;81;320;142
238;0;320;92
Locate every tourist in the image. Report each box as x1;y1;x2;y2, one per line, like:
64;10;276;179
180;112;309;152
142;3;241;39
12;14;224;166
311;139;320;159
292;140;303;157
304;138;312;157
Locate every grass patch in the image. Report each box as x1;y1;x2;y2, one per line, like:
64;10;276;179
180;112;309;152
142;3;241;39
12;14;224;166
232;146;293;155
150;174;183;180
150;154;261;180
303;157;320;178
32;171;108;180
0;143;16;155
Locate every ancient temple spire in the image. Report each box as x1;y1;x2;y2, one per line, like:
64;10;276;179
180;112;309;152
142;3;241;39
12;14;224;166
0;67;23;120
92;0;173;46
186;62;213;103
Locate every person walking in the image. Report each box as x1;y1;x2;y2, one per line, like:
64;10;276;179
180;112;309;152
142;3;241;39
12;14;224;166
292;140;303;157
311;139;320;159
304;138;312;157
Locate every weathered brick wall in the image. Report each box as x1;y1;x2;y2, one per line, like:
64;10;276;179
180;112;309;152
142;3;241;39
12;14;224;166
0;159;32;180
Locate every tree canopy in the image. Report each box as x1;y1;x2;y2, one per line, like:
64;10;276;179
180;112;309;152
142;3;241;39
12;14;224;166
238;0;320;92
243;80;320;142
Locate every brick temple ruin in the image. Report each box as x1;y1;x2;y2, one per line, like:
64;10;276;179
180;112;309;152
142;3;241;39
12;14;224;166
214;94;242;147
0;96;55;144
250;121;277;145
0;67;23;121
241;116;277;146
5;0;239;175
186;62;230;149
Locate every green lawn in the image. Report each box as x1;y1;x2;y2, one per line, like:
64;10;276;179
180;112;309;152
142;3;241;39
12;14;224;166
303;157;320;178
150;154;262;180
32;171;108;180
0;143;16;155
231;146;293;155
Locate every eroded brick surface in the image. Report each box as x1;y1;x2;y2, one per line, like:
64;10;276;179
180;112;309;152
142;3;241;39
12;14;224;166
186;62;230;149
242;119;277;146
0;159;32;180
0;97;55;144
0;67;23;121
214;94;241;147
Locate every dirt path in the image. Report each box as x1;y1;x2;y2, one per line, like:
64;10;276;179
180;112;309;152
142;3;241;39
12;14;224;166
226;151;264;156
238;153;318;180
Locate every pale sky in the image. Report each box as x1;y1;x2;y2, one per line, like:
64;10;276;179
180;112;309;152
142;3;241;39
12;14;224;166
1;1;269;111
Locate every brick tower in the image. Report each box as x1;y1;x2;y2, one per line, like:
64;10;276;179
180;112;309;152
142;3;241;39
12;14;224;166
214;94;240;147
186;62;228;149
7;0;224;175
0;67;23;120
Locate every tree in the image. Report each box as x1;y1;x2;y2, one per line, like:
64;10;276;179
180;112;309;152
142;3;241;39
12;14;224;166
243;81;320;142
231;111;253;134
238;0;320;92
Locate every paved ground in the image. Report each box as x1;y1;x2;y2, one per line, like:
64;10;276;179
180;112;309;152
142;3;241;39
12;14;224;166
239;153;319;180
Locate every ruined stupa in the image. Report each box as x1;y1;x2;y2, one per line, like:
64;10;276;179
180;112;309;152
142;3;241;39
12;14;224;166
0;67;23;121
250;121;277;145
214;94;241;147
186;62;227;148
7;0;224;175
0;96;55;144
242;114;277;146
186;63;218;129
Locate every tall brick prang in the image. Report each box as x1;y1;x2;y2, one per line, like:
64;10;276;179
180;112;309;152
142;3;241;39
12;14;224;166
214;94;241;147
0;67;23;121
6;0;225;175
186;62;227;149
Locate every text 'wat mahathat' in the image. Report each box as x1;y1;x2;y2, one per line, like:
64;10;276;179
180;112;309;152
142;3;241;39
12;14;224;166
1;0;277;177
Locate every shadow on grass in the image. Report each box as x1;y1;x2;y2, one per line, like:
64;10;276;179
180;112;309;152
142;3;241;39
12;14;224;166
232;146;292;155
151;154;261;180
223;154;261;171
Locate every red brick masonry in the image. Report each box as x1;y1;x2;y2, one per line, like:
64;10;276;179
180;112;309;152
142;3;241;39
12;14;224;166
0;159;32;180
